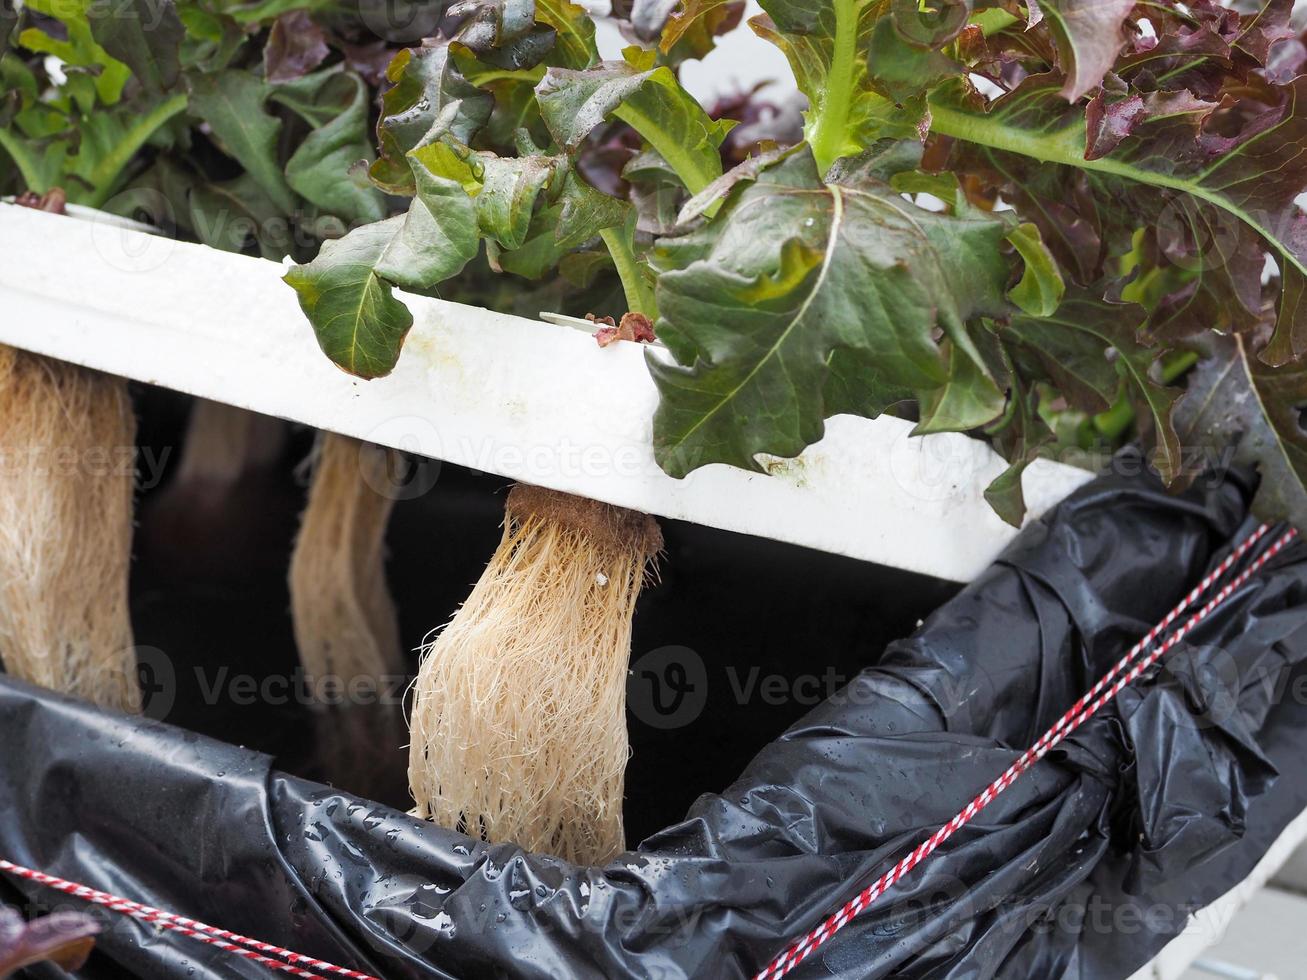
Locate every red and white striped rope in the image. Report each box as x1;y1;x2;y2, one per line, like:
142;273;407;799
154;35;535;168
756;522;1297;980
0;859;381;980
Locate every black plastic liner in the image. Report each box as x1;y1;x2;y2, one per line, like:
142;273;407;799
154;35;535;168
5;459;1307;979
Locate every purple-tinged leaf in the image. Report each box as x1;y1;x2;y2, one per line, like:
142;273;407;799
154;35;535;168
338;38;398;88
1040;0;1136;102
1084;90;1144;159
626;0;680;40
1234;0;1296;65
0;904;100;975
264;11;329;83
659;0;746;58
707;83;803;166
930;69;1307;366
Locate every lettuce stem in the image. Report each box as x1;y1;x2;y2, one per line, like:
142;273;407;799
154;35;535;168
808;0;859;175
971;8;1020;36
600;219;657;318
87;92;189;208
613;101;716;197
1093;351;1199;440
0;127;46;193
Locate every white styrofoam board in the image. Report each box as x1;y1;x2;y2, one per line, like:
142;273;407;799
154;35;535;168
1179;886;1307;979
1270;841;1307;893
0;202;1092;582
1131;803;1307;980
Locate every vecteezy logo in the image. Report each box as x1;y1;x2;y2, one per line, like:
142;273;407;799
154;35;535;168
891;0;972;48
89;187;177;275
627;645;708;730
134;645;177;721
361;415;443;500
357;0;446;43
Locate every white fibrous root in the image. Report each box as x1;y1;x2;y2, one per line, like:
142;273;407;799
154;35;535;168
409;484;662;866
171;397;286;490
290;432;404;693
0;346;138;711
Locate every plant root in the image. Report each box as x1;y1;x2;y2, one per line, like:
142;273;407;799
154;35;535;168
0;346;138;711
290;432;405;691
409;484;662;865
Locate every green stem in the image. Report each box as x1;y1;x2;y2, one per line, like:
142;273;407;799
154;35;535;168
971;8;1020;36
612;101;716;197
0;127;46;193
1092;393;1133;441
600;220;657;318
1093;350;1199;440
87;92;188;208
927;101;1087;169
807;0;859;175
1161;349;1200;384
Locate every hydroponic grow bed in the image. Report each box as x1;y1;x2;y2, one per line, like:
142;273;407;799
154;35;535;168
0;201;1091;583
1;202;1305;980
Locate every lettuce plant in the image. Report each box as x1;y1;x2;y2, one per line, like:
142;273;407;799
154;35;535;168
4;0;1307;529
279;0;1307;527
0;0;391;255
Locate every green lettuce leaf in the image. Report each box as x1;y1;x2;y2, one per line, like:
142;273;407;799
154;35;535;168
1;1;16;58
449;45;549;154
186;69;297;213
983;368;1055;527
87;0;184;97
750;1;880;173
270;69;386;224
535;0;599;69
536;52;731;194
375;152;479;292
648;145;1012;476
283;217;415;379
186;172;288;256
1006;221;1065;317
18;0;131;107
914;338;1007;435
370;44;493;195
999;290;1184;482
495;168;628;278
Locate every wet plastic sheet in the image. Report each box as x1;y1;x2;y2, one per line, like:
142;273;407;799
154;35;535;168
5;460;1307;979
